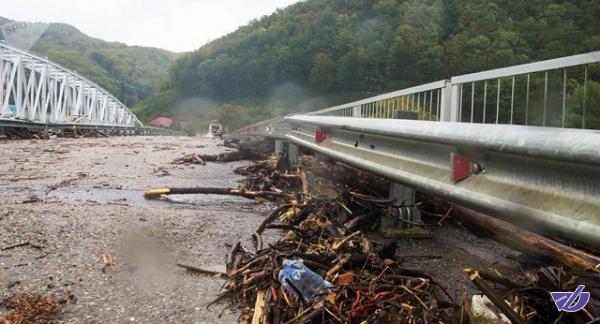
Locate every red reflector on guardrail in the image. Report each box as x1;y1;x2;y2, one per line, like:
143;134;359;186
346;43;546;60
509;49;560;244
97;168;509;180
451;153;472;182
315;128;326;143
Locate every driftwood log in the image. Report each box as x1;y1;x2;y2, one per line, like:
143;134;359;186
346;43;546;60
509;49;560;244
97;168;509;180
144;187;290;200
299;156;389;195
452;206;600;273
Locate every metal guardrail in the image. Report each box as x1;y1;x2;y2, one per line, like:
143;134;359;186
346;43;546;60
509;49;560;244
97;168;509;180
283;116;600;247
232;51;600;248
232;117;292;139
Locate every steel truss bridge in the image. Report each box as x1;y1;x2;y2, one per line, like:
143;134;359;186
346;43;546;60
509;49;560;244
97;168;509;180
0;42;182;136
233;50;600;249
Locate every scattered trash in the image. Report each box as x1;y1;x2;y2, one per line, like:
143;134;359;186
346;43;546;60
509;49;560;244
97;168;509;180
101;253;117;273
0;292;76;324
1;241;44;251
278;259;333;302
172;139;273;165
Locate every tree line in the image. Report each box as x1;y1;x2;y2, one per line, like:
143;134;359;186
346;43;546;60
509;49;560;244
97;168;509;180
133;0;600;131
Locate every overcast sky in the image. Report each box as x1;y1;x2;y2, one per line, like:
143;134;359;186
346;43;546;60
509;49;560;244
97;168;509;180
0;0;300;52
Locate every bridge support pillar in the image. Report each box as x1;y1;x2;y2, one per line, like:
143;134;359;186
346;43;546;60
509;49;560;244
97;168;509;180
314;152;330;161
288;143;299;167
274;140;284;155
0;127;5;137
380;182;429;238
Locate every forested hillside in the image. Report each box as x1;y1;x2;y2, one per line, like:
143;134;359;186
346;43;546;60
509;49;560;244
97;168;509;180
0;17;178;106
135;0;600;131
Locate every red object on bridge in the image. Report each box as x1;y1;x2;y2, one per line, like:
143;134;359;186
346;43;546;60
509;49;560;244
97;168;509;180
315;128;327;143
451;153;472;182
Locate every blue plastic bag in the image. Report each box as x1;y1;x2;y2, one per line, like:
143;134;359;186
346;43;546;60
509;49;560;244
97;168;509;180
278;259;333;302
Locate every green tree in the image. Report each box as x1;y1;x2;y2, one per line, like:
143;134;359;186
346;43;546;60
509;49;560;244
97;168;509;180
309;53;336;91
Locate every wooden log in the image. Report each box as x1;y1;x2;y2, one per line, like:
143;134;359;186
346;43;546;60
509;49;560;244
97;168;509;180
216;150;256;162
252;290;267;324
465;268;526;324
452;206;600;273
176;263;228;278
256;204;293;235
144;187;290;200
226;242;242;274
344;213;375;232
299;156;389;195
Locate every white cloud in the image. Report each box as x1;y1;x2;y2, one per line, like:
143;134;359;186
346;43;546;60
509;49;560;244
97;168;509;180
0;0;300;52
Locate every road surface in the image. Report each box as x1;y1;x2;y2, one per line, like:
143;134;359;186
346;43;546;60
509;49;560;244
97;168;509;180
0;136;273;323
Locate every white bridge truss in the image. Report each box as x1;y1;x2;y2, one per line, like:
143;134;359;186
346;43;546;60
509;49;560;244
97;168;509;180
0;42;142;128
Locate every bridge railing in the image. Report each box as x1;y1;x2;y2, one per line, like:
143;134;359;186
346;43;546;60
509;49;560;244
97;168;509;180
449;51;600;129
0;42;143;128
305;51;600;130
309;80;447;121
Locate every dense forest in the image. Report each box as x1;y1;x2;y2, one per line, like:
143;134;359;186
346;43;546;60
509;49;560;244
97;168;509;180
0;16;178;106
133;0;599;132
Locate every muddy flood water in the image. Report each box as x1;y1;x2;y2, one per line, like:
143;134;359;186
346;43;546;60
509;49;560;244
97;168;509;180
0;136;525;323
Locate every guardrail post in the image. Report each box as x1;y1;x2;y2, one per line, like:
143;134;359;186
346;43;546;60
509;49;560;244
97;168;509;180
352;105;361;117
288;143;299;167
440;81;460;122
380;183;427;237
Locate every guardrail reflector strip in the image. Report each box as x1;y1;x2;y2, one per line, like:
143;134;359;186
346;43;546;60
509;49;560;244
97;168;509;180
451;153;472;182
315;128;327;143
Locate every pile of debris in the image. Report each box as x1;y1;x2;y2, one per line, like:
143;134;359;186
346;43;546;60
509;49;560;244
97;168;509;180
172;151;258;165
235;157;300;193
149;141;599;323
162;152;459;322
3;127;109;140
214;196;457;323
0;292;76;324
4;128;40;140
172;138;273;165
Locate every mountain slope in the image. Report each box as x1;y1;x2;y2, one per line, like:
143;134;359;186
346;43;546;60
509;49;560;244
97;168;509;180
0;17;178;106
135;0;600;129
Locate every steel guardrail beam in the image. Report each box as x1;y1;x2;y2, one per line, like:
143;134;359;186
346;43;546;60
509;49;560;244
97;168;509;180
282;115;600;248
229;117;292;139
